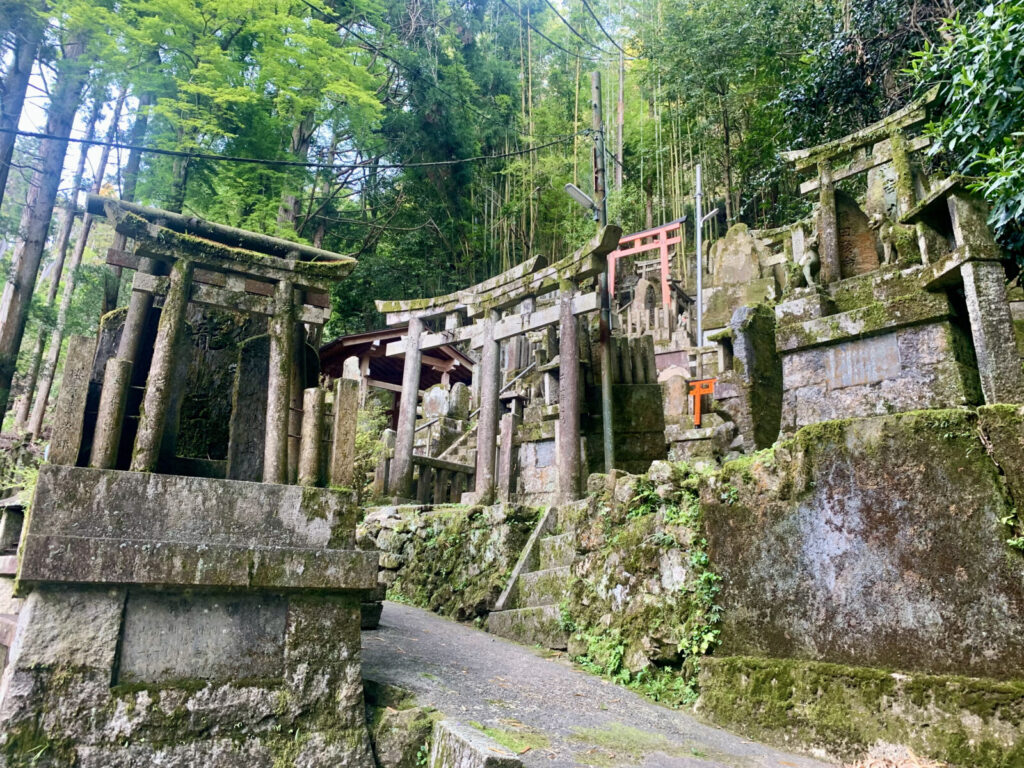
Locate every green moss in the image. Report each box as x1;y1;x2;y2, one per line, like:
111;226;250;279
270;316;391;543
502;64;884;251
1;720;76;767
382;504;539;620
564;466;720;705
700;656;1024;768
468;721;550;753
98;305;128;331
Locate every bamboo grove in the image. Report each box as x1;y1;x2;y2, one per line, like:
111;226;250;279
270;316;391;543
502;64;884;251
0;0;1019;430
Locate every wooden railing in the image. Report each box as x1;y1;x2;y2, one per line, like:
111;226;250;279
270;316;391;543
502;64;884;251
373;438;474;505
411;455;474;505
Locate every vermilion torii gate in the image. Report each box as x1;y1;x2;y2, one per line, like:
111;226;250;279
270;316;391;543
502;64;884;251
376;226;621;505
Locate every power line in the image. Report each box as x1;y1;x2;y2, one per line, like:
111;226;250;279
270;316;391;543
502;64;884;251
578;0;629;56
496;0;604;62
0;126;587;171
540;0;615;57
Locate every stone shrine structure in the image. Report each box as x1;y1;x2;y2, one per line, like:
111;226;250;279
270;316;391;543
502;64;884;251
0;197;378;767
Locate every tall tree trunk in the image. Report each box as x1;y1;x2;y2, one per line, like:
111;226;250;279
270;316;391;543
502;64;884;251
13;97;102;431
0;33;90;419
645;97;654;229
103;88;154;313
719;91;734;223
0;5;46;212
166;146;190;215
277;110;316;228
28;88;126;436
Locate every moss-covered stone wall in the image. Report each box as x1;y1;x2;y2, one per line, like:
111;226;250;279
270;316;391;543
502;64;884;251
705;409;1024;679
554;409;1024;766
359;504;539;621
550;466;719;706
700;656;1024;768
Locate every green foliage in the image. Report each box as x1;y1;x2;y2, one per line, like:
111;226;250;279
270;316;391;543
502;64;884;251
912;1;1024;262
354;396;390;502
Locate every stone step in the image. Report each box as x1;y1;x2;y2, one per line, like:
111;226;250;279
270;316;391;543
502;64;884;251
556;499;590;531
539;533;575;570
513;566;570;609
486;604;568;650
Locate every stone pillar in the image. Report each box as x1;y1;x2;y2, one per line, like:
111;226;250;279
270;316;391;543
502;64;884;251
961;260;1024;404
372;428;396;498
298;387;326;487
330;378;359;487
889;131;916;217
47;335;94;467
474;311;501;505
389;316;423;498
557;289;581;502
949;192;1002;261
131;259;193;472
497;411;519;502
287;326;306;484
89;358;132;469
817;160;841;285
264;280;295;484
116;256;159;365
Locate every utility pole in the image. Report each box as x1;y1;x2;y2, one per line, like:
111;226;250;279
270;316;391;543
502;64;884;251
695;164;704;347
592;71;614;473
616;53;624;192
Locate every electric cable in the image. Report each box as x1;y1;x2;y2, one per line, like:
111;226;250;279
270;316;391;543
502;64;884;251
496;0;604;62
578;0;629;56
539;0;615;57
0;126;588;171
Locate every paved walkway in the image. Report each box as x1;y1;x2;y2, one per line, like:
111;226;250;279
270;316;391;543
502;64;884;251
362;602;834;768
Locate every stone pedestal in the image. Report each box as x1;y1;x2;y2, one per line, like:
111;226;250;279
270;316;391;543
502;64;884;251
0;466;377;767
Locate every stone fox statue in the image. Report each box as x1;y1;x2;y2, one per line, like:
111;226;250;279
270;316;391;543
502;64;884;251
798;233;821;287
869;212;919;266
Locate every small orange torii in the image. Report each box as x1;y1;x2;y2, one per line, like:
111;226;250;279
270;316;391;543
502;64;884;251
689;378;716;427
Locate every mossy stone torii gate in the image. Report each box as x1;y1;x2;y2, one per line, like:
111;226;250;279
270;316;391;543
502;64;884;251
377;226;621;504
85;194;356;482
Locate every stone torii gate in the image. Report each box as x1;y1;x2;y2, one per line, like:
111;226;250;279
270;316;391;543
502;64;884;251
376;226;621;504
83;194;355;484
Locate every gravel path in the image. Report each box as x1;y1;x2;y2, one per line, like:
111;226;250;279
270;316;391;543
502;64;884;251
362;602;834;768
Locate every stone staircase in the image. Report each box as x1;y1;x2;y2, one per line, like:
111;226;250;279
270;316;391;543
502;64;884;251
486;505;581;650
435;423;477;467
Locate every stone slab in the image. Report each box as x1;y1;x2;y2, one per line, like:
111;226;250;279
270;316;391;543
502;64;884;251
28;465;357;548
428;721;521;768
19;465;376;591
118;592;287;683
486;604;567;650
18;534;377;591
776;290;952;353
705;412;1024;679
538;533;575;570
49;335;95;466
780;321;979;431
513;566;570;609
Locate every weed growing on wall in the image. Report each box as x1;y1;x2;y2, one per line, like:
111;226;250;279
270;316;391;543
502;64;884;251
565;465;722;708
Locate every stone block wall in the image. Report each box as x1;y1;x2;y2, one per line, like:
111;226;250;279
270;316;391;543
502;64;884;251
775;274;982;432
553;409;1024;766
780;320;979;431
704;409;1024;679
0;467;377;767
359;504;538;621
